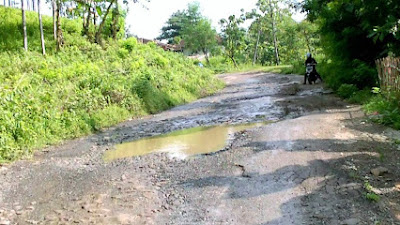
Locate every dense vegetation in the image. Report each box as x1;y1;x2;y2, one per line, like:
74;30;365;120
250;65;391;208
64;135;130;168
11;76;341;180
0;7;222;161
300;0;400;129
302;0;395;90
157;1;317;74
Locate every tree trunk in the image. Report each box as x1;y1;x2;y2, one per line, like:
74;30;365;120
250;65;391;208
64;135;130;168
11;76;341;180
303;30;312;54
202;48;210;64
8;0;10;7
83;2;91;37
83;5;89;35
38;0;45;55
93;4;96;25
32;0;34;11
52;0;56;40
22;0;28;51
253;29;261;65
95;0;115;46
269;0;280;65
56;0;64;50
111;2;119;40
228;38;237;67
272;33;280;65
230;56;237;67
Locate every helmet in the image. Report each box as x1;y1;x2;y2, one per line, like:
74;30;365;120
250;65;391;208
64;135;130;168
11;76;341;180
306;53;312;58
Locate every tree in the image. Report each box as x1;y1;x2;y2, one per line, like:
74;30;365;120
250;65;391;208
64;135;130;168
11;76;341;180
245;9;262;65
80;0;94;38
219;13;246;67
110;2;120;40
157;2;201;44
94;0;142;46
55;0;64;50
101;2;126;40
38;0;45;55
157;10;186;44
52;0;56;40
21;0;27;51
256;0;282;65
95;0;115;45
181;18;217;63
302;0;400;89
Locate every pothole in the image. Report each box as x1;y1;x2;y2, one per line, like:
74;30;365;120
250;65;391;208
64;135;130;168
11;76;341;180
104;122;269;162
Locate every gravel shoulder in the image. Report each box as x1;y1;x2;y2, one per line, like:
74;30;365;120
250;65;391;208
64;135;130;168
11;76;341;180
1;72;400;225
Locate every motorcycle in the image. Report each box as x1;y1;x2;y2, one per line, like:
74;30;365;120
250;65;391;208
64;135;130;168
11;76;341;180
305;63;321;84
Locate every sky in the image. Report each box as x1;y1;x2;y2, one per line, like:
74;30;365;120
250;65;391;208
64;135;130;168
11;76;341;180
126;0;305;40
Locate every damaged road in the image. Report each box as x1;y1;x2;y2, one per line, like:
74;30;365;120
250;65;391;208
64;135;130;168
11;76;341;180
1;72;400;224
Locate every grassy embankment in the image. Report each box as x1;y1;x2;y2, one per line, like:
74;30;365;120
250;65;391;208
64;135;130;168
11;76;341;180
0;7;223;162
206;56;301;75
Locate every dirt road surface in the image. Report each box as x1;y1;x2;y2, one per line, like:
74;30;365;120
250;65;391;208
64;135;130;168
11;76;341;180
1;72;400;225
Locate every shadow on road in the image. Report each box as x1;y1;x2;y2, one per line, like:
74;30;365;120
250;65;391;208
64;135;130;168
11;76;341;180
182;127;400;224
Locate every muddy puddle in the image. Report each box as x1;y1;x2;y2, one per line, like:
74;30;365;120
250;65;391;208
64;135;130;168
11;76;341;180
104;122;268;161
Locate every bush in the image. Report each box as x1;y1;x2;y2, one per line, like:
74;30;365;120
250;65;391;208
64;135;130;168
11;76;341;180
120;38;138;52
337;84;358;98
364;95;400;130
317;58;378;91
207;56;235;73
348;90;373;104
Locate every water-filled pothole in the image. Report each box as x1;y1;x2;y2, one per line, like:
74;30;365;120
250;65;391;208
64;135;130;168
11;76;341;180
104;122;267;161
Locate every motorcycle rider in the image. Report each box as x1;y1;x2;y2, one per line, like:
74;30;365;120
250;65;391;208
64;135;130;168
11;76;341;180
304;53;322;84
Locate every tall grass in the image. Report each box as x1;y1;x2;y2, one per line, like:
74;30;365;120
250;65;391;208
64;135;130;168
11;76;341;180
0;8;223;162
0;6;83;52
205;55;303;75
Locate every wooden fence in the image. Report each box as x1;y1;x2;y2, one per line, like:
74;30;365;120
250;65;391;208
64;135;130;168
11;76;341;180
376;56;400;92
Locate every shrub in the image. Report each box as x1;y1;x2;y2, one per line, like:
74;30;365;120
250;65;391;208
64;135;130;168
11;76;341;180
207;56;235;73
364;95;400;130
337;84;358;99
348;90;373;104
120;38;138;52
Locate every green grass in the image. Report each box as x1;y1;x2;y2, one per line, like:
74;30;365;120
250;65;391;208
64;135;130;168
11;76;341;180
261;65;298;74
0;7;223;162
365;193;380;202
0;6;83;52
205;55;297;75
205;57;302;75
364;181;380;202
224;65;301;75
364;94;400;130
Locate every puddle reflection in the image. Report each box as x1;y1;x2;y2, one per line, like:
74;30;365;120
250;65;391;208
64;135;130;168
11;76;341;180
104;122;267;161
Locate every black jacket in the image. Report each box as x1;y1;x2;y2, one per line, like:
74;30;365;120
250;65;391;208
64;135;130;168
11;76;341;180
305;57;317;66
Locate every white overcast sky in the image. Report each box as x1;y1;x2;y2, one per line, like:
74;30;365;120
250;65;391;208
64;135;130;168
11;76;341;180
126;0;305;39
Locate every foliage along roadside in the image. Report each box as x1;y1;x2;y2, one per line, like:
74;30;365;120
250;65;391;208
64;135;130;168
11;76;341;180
0;6;80;52
0;38;223;162
204;55;303;75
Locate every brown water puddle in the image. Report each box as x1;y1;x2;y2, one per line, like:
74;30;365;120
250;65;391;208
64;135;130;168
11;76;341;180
104;122;267;161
